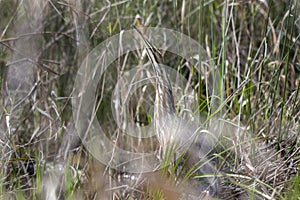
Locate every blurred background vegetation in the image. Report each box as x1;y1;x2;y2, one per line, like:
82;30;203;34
0;0;299;199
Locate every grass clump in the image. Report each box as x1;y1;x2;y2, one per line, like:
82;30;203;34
0;0;299;199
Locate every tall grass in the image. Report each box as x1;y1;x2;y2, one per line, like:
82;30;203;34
0;0;299;199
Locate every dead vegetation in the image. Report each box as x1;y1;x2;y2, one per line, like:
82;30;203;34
0;0;299;199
